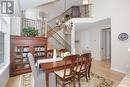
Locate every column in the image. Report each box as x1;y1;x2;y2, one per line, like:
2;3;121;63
44;20;47;37
71;23;75;54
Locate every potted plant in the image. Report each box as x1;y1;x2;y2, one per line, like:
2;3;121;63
21;27;38;37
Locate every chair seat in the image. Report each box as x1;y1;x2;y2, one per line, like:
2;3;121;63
55;68;71;78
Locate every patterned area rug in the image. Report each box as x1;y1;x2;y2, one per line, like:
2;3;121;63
20;73;114;87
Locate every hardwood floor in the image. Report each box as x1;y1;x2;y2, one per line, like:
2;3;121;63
6;60;125;87
91;60;125;86
6;75;21;87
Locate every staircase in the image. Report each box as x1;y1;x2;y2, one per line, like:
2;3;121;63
46;5;90;51
21;4;90;51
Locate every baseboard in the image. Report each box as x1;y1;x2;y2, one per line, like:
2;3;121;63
111;67;127;74
106;57;110;59
92;58;102;61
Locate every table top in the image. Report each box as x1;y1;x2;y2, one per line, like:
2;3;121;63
39;59;71;72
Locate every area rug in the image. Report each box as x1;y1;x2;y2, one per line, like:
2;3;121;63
20;72;114;87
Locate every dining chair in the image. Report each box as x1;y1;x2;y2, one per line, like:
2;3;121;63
54;54;78;87
59;48;69;57
28;53;56;87
47;49;54;58
73;53;91;87
81;53;92;78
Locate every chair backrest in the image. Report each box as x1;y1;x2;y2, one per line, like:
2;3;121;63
28;53;38;87
74;53;91;73
81;53;91;59
59;48;68;53
59;48;69;57
62;54;78;78
47;49;53;58
81;53;92;69
81;53;92;63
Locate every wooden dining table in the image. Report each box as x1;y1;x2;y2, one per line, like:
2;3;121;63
39;58;91;87
39;59;71;87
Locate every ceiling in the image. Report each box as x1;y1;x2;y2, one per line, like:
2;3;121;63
19;0;57;10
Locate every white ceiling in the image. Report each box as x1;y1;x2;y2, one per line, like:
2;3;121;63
19;0;56;10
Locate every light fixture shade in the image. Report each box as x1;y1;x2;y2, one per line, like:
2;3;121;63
128;48;130;51
83;0;89;5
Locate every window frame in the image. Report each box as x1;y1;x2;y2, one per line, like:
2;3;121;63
0;17;10;70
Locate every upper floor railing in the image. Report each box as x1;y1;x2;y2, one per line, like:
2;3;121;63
48;4;91;28
22;18;43;36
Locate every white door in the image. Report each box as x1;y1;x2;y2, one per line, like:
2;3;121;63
101;28;111;60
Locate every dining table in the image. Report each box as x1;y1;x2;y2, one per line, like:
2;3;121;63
38;57;91;87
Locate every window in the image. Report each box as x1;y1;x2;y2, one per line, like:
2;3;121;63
0;17;9;68
0;32;4;67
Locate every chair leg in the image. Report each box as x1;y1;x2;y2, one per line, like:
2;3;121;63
62;81;65;87
88;63;91;78
73;78;76;87
85;72;88;82
77;75;81;87
56;75;57;86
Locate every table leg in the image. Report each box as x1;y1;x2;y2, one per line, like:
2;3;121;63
45;71;49;87
88;63;91;78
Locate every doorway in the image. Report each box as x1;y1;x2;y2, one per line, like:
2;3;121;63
101;28;111;61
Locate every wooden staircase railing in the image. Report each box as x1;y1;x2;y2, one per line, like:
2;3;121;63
47;24;71;51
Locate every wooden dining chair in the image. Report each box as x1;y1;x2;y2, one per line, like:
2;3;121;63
54;54;78;87
73;53;91;87
47;49;54;58
81;53;92;78
59;48;69;57
28;53;56;87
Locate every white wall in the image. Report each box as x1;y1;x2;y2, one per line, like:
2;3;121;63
75;19;110;60
111;0;130;73
14;0;22;16
20;0;56;10
10;17;21;35
91;0;111;19
91;0;130;73
24;9;42;20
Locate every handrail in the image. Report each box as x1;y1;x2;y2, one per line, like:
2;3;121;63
48;6;72;23
48;31;65;47
47;24;70;45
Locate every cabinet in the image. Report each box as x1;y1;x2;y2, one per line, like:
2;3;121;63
10;36;47;76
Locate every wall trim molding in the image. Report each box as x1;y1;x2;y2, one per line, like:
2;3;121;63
93;58;102;61
111;67;127;74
